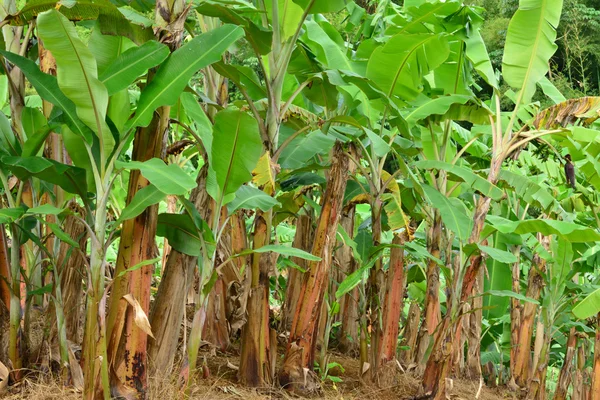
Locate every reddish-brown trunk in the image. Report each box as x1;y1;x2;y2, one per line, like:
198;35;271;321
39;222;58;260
513;238;548;388
554;327;577;400
227;211;249;337
416;214;441;369
422;185;496;397
372;232;407;382
572;340;587;400
336;208;359;355
239;211;274;386
279;143;349;394
202;208;245;351
466;268;483;379
365;193;384;382
106;104;169;397
509;248;521;385
280;214;313;332
422;316;453;399
526;322;550;400
592;315;600;399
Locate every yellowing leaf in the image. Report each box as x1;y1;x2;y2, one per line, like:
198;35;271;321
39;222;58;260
252;152;277;195
381;170;411;235
122;294;155;339
533;96;600;129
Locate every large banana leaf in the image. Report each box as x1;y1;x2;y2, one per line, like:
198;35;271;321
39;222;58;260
6;0;153;44
116;158;197;195
264;0;303;40
464;29;498;89
0;111;20;156
88;28;136;75
195;1;272;55
206;109;263;205
486;215;600;243
423;184;472;242
303;20;353;71
6;0;123;24
228;185;281;213
497;169;557;211
293;0;345;13
366;33;449;102
416;160;504;200
502;0;563;104
0;156;88;198
390;1;462;35
37;9;114;159
0;50;94;143
118;184;166;222
405;94;491;125
127;24;244;129
573;288;600;320
99;40;170;96
482;233;515;320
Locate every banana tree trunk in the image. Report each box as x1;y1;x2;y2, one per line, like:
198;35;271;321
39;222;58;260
281;214;313;332
592;315;600;399
554;327;577;400
509;247;521;386
526;322;550;400
336;208;359;355
106;109;169;397
572;340;587;400
227;211;249;338
202;208;235;351
107;3;186;391
149;166;211;374
8;224;22;380
399;302;421;366
513;238;548;388
372;232;408;383
279;143;349;394
466;268;483;379
47;202;88;346
239;210;274;386
416;213;441;370
367;196;383;379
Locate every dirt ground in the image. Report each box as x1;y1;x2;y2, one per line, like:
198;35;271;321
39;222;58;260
3;345;515;400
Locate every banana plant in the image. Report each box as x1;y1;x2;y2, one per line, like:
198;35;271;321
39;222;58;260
0;5;244;397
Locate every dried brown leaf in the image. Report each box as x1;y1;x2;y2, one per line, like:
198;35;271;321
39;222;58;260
122;294;155;339
0;360;8;394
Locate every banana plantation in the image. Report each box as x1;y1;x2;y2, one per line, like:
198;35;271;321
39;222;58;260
2;0;600;398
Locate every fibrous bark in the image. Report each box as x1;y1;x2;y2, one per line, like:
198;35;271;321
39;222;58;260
554;327;577;400
239;211;273;386
280;214;313;332
372;231;408;384
416;213;441;370
279;142;349;394
149;166;212;375
336;208;359;355
513;235;549;388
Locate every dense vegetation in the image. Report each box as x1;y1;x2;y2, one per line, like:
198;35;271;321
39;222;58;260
1;0;600;399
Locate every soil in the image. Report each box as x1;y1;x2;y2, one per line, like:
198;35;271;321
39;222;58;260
2;343;517;399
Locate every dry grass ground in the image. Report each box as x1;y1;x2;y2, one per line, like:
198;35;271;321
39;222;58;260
3;346;515;399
